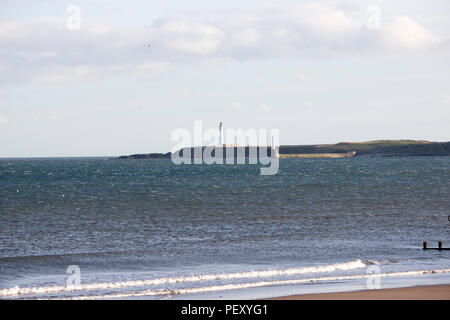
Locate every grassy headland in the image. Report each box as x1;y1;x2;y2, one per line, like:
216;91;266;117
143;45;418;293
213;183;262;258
118;140;450;159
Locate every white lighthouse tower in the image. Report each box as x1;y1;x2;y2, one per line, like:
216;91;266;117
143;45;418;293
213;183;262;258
219;122;224;146
271;134;279;158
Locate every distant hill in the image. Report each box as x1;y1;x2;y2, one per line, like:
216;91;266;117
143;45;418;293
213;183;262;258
117;140;450;159
280;140;450;157
118;152;171;159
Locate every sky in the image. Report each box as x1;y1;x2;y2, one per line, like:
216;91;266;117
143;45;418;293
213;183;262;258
0;0;449;157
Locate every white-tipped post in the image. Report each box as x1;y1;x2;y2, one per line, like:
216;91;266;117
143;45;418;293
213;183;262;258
219;122;224;146
271;134;279;158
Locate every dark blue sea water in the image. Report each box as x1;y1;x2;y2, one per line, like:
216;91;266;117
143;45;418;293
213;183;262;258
0;157;449;299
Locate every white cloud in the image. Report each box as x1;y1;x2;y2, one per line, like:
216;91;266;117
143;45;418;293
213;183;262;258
0;116;8;124
304;102;314;109
232;101;242;110
0;3;448;85
295;73;309;82
232;28;260;47
134;61;175;74
443;94;450;105
383;16;442;51
260;103;269;111
158;20;224;55
32;66;94;84
35;51;59;59
180;87;192;95
289;3;360;38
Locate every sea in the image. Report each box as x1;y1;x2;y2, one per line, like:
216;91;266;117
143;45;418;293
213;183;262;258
0;157;449;299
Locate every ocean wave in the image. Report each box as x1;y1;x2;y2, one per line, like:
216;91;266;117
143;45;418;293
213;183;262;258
61;268;450;300
0;259;365;297
362;258;402;265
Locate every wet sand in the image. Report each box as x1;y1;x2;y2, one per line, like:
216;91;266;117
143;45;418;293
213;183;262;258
268;284;450;300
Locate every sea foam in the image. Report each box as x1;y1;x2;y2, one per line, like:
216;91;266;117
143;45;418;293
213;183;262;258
0;259;365;297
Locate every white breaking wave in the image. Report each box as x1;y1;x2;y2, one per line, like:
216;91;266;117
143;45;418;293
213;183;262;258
0;259;365;297
62;268;450;300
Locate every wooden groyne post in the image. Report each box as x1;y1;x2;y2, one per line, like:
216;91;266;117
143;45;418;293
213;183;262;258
423;241;449;250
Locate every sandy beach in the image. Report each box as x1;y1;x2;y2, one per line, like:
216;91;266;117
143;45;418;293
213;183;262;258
268;284;450;300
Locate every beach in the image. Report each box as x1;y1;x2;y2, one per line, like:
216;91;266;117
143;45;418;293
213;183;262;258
269;284;450;300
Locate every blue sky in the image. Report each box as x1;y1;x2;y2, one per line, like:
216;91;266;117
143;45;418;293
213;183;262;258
0;0;449;157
